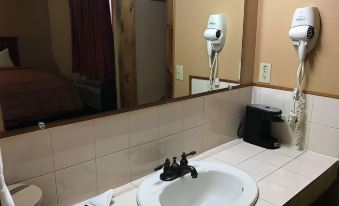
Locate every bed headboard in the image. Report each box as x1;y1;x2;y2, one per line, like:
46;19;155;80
0;37;20;66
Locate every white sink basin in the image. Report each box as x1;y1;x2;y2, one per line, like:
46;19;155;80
137;161;258;206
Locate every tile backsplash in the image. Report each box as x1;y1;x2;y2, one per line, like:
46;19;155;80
0;87;252;206
252;86;339;159
2;85;338;205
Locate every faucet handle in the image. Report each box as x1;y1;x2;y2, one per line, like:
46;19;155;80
171;157;180;169
180;151;196;166
154;158;171;171
187;151;197;156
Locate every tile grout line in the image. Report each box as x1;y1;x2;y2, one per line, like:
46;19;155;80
91;120;99;195
309;122;339;130
250;149;335;205
47;129;60;206
127;111;132;184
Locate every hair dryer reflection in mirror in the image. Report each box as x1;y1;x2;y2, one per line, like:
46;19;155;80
204;14;227;91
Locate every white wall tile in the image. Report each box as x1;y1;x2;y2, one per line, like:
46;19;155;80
130;174;152;187
280;118;310;150
203;93;223;123
96;149;130;193
0;130;54;184
297;151;338;169
183;127;203;155
265;169;312;192
221;116;241;144
259;87;285;110
237;159;278;180
308;124;339;158
251;86;261;104
257;179;295;206
94;113;129;157
273;145;304;159
113;183;136;196
23;173;58;206
112;188;138;206
157;133;183;163
158;102;183;138
50;121;95;170
229;142;265;159
283;91;314;122
239;87;253;113
283;159;324;179
183;97;204;130
55;160;97;206
311;96;339;128
130;142;158;181
211;149;248;166
254;150;293;167
202;157;222;163
221;90;241;118
129;107;158;147
202;120;223;151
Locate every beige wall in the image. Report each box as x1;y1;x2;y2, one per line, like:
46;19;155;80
173;0;245;98
254;0;339;96
48;0;76;79
240;0;258;85
135;0;166;105
0;0;58;73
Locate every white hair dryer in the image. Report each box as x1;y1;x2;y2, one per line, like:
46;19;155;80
288;7;320;150
204;14;226;90
289;7;320;61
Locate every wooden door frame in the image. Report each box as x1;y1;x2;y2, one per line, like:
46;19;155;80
112;0;174;107
112;0;137;108
166;0;175;99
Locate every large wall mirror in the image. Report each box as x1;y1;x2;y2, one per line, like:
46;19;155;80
0;0;245;131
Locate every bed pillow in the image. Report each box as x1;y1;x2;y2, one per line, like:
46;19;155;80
0;48;15;67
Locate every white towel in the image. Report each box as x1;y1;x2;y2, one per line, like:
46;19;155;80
0;147;15;206
74;189;114;206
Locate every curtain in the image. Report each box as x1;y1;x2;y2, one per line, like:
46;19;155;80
69;0;115;80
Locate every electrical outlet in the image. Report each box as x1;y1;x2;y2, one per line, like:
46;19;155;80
176;65;184;81
259;63;272;83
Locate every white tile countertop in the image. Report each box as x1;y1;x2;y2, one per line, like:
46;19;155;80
88;139;338;206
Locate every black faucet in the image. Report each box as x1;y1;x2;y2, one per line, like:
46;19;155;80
154;151;198;181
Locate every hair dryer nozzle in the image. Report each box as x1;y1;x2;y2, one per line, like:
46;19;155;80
204;29;221;41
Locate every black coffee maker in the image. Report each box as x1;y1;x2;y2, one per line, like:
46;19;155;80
243;104;283;149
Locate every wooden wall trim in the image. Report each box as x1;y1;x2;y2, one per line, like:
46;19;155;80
166;0;174;98
254;83;339;100
112;0;123;108
120;0;137;107
189;75;240;95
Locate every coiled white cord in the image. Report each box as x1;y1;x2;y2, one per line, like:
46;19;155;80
289;61;306;150
293;95;306;149
208;52;219;91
